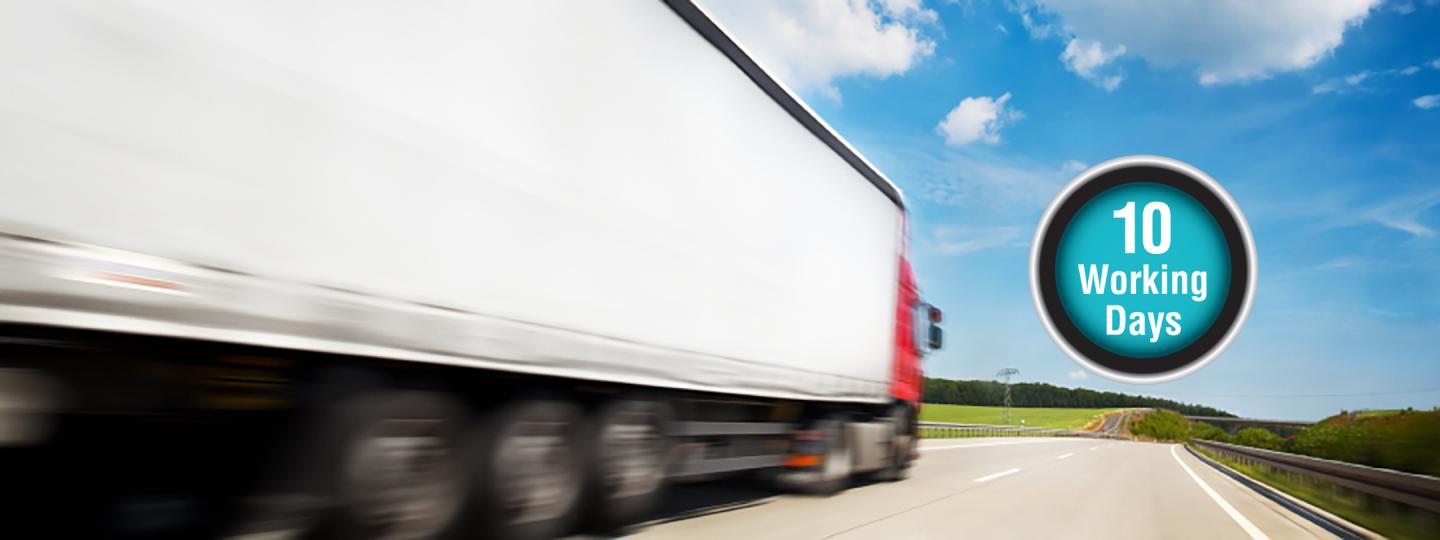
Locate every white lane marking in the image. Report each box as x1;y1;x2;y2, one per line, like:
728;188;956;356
1058;452;1075;460
921;439;1078;452
1089;445;1102;451
973;468;1022;483
1170;445;1269;540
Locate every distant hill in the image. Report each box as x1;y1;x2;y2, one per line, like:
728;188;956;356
1294;408;1440;476
922;377;1233;417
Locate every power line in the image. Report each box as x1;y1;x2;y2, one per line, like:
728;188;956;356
1161;386;1440;399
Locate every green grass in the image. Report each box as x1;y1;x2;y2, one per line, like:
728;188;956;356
919;404;1125;429
1351;409;1405;420
1194;446;1439;539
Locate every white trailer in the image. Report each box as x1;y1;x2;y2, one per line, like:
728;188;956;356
0;1;941;539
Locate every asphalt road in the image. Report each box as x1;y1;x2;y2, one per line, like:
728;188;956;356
1098;409;1142;435
611;438;1336;539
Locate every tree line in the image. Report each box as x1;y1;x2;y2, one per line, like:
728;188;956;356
922;377;1233;417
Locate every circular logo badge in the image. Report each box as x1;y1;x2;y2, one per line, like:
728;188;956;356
1030;156;1256;383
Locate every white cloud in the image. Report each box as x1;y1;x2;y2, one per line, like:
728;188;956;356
996;23;1009;34
700;0;937;101
1023;0;1381;86
931;225;1024;256
1312;189;1440;238
936;92;1023;146
879;0;939;22
1314;72;1368;94
1360;189;1440;236
1316;255;1370;271
1068;369;1088;381
1060;38;1125;90
1061;159;1088;174
859;136;1079;209
1431;58;1440;70
1314;65;1423;94
1019;9;1058;39
913;154;1077;208
1415;94;1440;109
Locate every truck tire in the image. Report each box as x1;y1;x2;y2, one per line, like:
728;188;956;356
460;399;585;540
870;404;914;482
582;398;670;531
323;391;468;540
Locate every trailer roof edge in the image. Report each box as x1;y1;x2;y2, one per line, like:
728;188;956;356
662;0;907;210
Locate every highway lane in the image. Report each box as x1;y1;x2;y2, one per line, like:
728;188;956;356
614;438;1336;539
1098;408;1144;435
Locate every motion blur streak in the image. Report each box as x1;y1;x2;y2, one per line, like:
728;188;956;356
0;1;939;538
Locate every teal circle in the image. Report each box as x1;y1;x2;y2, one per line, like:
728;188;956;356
1055;182;1231;358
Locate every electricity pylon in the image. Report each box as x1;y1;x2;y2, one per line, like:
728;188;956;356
996;368;1020;425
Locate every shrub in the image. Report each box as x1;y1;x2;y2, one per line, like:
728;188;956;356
1233;427;1287;451
1190;421;1230;443
1129;410;1191;441
1291;410;1440;476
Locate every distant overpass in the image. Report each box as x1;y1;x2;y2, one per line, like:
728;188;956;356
1184;415;1315;428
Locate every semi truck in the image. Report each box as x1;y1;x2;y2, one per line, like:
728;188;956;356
0;1;943;538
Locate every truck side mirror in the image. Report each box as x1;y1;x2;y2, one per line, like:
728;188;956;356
914;303;944;352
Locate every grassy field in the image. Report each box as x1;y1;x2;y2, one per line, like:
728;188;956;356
1325;409;1405;422
919;404;1126;429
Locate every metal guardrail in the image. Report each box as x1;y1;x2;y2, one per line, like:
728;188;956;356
917;421;1122;439
1192;439;1440;514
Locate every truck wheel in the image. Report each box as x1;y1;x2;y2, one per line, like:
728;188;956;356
787;416;853;496
461;399;584;540
582;399;669;531
326;391;468;540
870;404;914;482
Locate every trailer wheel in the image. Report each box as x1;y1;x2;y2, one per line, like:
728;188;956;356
325;391;468;540
461;399;584;540
582;399;669;531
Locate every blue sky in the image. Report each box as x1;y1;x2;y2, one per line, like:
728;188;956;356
703;0;1440;420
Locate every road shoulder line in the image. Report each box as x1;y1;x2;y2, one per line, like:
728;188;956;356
1170;444;1270;540
1184;444;1378;540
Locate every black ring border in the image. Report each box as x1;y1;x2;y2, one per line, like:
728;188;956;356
1037;166;1250;375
